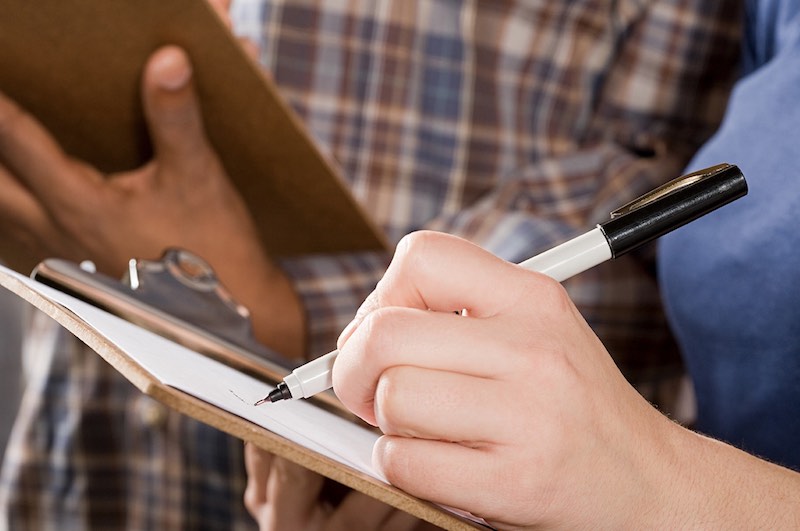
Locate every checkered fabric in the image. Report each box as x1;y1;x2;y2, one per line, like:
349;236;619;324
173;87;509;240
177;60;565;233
0;1;741;529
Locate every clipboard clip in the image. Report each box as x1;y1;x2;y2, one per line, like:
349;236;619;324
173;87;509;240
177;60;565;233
599;163;748;257
31;248;295;383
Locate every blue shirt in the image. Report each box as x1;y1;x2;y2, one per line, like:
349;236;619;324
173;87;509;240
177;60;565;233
659;0;800;468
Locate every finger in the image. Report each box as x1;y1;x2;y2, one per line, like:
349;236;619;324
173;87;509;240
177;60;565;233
334;306;521;424
0;163;50;232
376;230;531;315
243;443;273;516
337;231;550;348
141;46;213;177
207;0;232;23
0;91;86;202
373;367;512;443
373;436;504;521
0;162;63;271
327;490;404;531
266;457;325;529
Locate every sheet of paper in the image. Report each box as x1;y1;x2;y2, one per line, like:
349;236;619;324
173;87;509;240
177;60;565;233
1;265;382;481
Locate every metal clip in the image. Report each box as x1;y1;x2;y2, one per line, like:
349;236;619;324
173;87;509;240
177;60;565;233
610;163;733;219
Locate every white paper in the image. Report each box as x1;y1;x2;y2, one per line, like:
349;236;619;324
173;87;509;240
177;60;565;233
0;265;382;481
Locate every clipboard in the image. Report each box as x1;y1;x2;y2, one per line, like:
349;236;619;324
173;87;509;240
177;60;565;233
0;0;387;263
0;265;487;531
30;249;357;420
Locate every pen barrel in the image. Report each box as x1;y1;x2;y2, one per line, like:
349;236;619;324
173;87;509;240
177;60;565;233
284;350;338;399
518;228;611;282
600;164;747;257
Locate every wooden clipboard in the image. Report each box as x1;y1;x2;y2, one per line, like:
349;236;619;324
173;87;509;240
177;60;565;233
0;266;486;531
0;0;387;263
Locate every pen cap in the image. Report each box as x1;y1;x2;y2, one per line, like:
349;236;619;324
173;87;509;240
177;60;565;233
599;163;747;257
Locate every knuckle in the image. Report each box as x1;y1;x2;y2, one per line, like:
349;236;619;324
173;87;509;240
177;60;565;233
392;230;441;272
359;306;403;350
512;274;574;342
271;457;296;484
393;231;420;262
360;307;416;371
373;369;408;434
242;485;260;515
350;289;381;325
373;437;411;486
526;272;572;311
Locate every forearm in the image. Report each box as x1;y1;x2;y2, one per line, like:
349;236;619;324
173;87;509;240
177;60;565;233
217;248;391;362
245;263;305;361
654;418;800;528
205;244;305;361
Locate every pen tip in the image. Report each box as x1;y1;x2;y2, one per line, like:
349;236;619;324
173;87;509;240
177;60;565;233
253;382;293;406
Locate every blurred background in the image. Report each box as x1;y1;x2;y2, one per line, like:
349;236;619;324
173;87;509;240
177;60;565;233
0;288;24;460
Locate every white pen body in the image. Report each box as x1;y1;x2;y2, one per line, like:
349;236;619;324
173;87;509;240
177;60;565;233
517;227;611;281
280;228;611;401
268;165;747;403
283;349;338;399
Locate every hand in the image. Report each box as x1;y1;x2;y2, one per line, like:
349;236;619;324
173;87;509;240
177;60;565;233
332;231;685;529
0;0;249;276
243;444;429;531
0;45;261;274
0;45;303;357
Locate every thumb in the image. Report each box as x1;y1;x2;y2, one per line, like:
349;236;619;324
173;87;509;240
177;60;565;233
141;45;211;174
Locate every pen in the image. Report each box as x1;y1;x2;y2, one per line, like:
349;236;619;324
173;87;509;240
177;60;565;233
255;163;747;406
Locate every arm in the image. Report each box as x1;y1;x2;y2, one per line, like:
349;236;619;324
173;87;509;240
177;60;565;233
332;230;800;529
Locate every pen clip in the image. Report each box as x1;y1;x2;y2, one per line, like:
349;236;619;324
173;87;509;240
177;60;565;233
610;163;732;219
599;162;747;258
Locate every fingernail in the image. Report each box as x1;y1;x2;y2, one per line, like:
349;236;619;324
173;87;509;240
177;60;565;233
153;47;192;91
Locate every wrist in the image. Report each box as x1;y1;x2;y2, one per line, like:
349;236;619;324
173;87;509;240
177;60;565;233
640;416;800;528
212;247;306;360
254;260;306;360
631;414;705;528
602;399;695;529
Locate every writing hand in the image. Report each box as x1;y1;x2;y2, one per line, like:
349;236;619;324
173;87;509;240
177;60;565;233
332;230;682;529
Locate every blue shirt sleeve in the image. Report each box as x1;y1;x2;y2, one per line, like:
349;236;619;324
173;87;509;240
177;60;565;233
658;0;800;468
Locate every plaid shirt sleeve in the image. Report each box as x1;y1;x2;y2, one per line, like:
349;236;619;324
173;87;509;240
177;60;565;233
235;0;742;384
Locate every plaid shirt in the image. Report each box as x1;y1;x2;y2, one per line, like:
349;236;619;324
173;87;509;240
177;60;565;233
1;1;741;529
